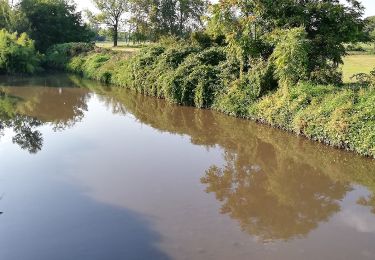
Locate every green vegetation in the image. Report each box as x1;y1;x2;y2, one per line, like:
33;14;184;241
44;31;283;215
365;16;375;51
1;0;94;52
45;36;375;157
88;0;128;47
44;42;95;70
0;29;40;74
1;0;374;157
19;0;94;51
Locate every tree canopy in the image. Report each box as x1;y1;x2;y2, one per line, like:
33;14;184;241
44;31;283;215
0;0;29;32
129;0;208;41
205;0;366;84
91;0;128;47
19;0;94;51
365;16;375;50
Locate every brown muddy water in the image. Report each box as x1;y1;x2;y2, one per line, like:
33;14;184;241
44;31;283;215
0;73;375;260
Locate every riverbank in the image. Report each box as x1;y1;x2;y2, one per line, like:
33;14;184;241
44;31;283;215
45;42;375;158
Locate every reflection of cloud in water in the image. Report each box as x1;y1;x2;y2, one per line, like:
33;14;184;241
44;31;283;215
340;208;375;233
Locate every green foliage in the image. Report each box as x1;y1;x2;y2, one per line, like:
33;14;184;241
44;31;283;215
91;0;128;47
0;29;41;74
166;47;225;107
214;59;277;117
346;44;366;52
206;0;365;84
47;41;375;157
0;0;30;33
252;83;375;157
309;64;343;85
190;31;226;48
351;69;375;87
269;27;310;86
258;0;366;67
20;0;94;51
45;42;95;69
365;16;375;49
130;0;207;40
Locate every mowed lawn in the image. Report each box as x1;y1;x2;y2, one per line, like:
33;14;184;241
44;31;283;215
342;54;375;82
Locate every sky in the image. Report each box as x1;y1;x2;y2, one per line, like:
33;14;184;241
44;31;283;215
75;0;375;17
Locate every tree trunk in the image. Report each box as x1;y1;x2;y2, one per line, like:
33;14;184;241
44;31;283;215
113;24;118;47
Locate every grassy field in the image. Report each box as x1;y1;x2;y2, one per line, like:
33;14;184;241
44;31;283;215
96;41;146;52
342;54;375;82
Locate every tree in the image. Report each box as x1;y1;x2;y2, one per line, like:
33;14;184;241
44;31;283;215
0;29;41;74
365;16;375;51
92;0;128;47
258;0;366;73
206;0;366;84
0;0;12;29
20;0;94;52
0;0;30;33
129;0;207;41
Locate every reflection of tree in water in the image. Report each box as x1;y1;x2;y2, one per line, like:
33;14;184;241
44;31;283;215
0;93;43;154
10;88;89;132
6;115;43;154
65;76;375;227
201;140;351;242
357;195;375;214
0;75;92;153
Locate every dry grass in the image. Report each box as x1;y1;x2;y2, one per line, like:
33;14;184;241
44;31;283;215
342;54;375;83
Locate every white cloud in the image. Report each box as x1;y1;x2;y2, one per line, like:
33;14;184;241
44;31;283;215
340;208;375;233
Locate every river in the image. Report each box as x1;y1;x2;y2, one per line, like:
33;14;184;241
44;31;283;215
0;73;375;260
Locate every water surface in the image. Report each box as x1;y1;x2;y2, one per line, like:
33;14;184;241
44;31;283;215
0;74;375;260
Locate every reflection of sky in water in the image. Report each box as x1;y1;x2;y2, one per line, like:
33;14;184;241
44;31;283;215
0;128;13;148
339;187;375;234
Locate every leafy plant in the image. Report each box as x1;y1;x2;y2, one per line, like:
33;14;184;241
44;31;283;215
0;29;41;74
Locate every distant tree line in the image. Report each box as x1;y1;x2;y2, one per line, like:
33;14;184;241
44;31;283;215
88;0;208;46
1;0;373;53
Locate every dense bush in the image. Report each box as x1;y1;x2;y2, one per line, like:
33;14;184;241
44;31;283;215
45;42;95;69
251;83;375;157
269;27;310;86
0;29;41;74
351;69;375;87
346;44;366;52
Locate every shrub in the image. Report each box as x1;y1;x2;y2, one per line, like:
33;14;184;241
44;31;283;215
191;31;214;48
0;29;41;74
346;44;365;52
45;42;95;69
269;27;310;86
164;47;225;106
111;45;167;93
350;69;375;87
250;82;375;157
310;64;343;85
